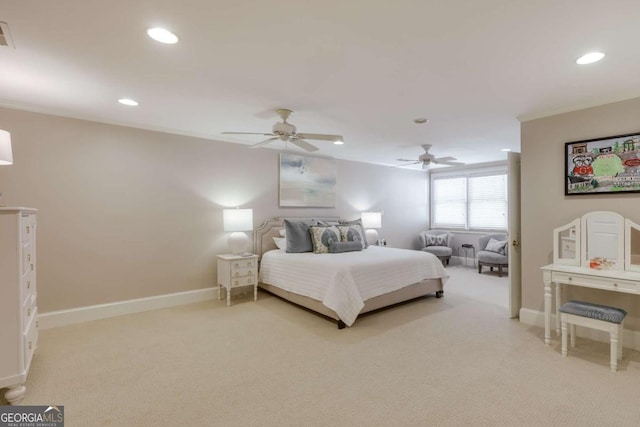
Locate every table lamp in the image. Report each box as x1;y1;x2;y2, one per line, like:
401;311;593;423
361;211;382;245
223;208;253;255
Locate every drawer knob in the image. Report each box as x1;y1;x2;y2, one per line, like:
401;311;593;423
234;280;239;286
26;226;30;234
27;281;31;289
614;283;618;287
234;263;239;268
28;254;31;262
31;264;34;271
568;277;572;281
28;341;32;350
27;308;31;316
248;270;253;275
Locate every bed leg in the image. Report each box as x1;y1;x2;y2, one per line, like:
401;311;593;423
337;320;346;329
436;290;444;298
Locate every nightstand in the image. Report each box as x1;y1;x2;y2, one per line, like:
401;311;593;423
217;254;259;306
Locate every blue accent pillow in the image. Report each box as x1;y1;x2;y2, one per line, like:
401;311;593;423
329;241;363;253
284;219;315;253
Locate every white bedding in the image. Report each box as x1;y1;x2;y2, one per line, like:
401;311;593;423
259;246;449;326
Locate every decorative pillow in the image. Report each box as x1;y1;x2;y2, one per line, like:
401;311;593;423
485;238;507;255
278;229;286;237
284;219;314;253
338;225;366;249
339;219;369;248
308;226;342;254
425;233;448;247
273;237;287;250
329;241;363;253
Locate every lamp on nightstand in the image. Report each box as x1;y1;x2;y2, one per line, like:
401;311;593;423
223;208;253;255
361;211;382;245
0;129;13;204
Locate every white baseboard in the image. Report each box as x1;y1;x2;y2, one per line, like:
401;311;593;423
39;287;217;330
520;308;640;352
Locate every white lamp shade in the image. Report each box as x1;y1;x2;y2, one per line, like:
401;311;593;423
223;208;253;232
0;130;13;165
361;212;382;229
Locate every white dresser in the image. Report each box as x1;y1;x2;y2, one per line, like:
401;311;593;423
0;207;38;404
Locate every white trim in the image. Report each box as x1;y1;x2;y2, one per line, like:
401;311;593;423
38;287;217;330
519;308;640;352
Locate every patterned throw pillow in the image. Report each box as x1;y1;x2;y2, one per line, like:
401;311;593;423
339;219;369;248
425;233;448;247
308;226;342;254
485;238;507;255
337;225;366;249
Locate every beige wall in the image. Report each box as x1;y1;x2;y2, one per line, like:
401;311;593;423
521;97;640;329
0;107;428;312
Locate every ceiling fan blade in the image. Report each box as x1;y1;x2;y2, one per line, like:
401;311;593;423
393;161;421;168
296;133;343;142
222;131;276;136
290;138;319;152
421;144;432;152
249;137;280;149
434;160;465;166
434;156;457;162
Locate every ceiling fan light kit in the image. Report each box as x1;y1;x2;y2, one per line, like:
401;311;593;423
222;109;344;153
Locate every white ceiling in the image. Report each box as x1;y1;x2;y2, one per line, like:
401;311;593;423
2;0;640;169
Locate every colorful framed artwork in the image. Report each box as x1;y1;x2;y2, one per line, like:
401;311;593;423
565;132;640;195
279;153;337;207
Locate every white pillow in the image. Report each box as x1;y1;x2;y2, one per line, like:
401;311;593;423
273;237;287;250
485;238;507;255
278;229;286;237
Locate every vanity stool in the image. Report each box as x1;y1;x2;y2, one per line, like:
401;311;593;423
559;300;626;372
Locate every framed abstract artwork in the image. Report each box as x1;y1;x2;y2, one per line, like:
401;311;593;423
565;132;640;195
279;153;337;207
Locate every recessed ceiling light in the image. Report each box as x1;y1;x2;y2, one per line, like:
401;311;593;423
147;27;179;44
576;52;605;65
501;148;512;152
333;138;344;145
118;98;139;106
413;118;429;124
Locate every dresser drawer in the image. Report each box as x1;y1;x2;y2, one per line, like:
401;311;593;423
23;310;38;369
21;270;36;304
553;271;640;293
21;214;35;243
23;294;37;332
22;243;34;275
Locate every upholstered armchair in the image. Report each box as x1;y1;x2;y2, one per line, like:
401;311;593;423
477;233;509;277
419;230;453;266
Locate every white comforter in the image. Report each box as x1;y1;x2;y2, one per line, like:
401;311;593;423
259;246;448;326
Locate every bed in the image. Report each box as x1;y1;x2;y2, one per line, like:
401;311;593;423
254;217;449;328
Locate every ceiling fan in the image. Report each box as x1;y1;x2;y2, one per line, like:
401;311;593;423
222;108;343;152
395;144;465;168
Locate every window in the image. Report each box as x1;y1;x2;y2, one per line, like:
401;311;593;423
431;168;508;230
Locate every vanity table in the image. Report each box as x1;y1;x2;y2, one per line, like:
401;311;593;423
541;211;640;345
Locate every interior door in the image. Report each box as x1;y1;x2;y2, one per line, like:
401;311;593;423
508;152;521;318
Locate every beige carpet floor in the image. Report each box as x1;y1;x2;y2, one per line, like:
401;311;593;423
3;265;640;426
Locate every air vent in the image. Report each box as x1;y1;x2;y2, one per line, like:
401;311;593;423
0;21;15;48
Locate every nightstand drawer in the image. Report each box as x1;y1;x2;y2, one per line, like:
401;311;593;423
231;258;256;270
231;267;255;278
230;276;255;288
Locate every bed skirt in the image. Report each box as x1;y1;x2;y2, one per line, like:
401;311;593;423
258;278;443;324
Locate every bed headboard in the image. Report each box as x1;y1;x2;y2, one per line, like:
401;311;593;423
253;217;342;259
